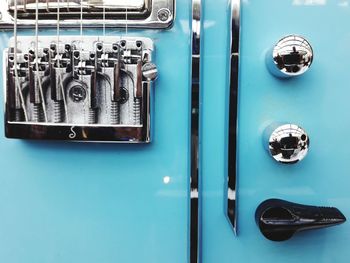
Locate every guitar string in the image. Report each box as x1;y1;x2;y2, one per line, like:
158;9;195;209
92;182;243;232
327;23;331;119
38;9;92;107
103;4;106;38
126;7;128;36
57;0;69;122
80;0;83;82
102;3;106;70
126;7;129;116
14;0;28;121
35;0;48;122
102;3;107;115
80;0;87;121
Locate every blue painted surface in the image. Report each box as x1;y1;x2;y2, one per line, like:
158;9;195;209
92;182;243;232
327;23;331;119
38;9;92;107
0;1;191;262
202;0;350;262
2;1;350;262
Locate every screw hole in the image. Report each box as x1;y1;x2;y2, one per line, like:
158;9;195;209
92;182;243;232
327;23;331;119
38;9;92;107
73;51;80;59
65;44;71;52
97;43;103;51
136;41;142;48
118;87;129;104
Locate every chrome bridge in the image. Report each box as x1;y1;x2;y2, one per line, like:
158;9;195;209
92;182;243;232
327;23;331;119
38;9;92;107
4;36;158;143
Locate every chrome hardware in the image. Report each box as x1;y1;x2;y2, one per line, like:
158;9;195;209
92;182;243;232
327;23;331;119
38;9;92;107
157;8;171;22
142;62;158;81
190;0;202;262
265;123;310;164
226;0;240;236
256;199;346;242
5;36;157;143
266;35;313;78
0;0;174;29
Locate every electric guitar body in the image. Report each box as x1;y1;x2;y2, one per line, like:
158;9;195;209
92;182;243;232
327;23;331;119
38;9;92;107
0;1;350;263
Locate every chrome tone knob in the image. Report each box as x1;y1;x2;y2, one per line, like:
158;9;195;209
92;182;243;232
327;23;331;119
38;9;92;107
266;35;313;78
266;124;310;164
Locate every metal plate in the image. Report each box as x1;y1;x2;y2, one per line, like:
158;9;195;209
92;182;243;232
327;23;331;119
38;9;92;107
4;36;156;143
0;0;175;29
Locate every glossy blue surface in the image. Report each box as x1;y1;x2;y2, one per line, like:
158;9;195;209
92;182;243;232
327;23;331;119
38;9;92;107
202;0;350;262
0;1;192;262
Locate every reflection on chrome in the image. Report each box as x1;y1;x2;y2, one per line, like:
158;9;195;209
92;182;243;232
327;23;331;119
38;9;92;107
266;124;310;164
226;0;240;236
190;0;201;262
267;35;313;78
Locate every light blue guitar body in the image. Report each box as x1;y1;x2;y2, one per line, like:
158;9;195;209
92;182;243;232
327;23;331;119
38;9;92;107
1;0;350;262
0;0;191;262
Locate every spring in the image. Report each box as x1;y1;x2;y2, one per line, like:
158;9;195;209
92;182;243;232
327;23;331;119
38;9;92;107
110;101;120;125
53;101;64;123
14;109;23;122
133;98;141;125
33;104;44;122
88;108;97;124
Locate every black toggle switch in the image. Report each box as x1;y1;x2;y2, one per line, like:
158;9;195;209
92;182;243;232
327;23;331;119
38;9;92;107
255;199;346;241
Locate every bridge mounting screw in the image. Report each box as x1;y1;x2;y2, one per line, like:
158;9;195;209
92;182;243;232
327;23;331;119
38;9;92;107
157;8;171;22
142;62;158;81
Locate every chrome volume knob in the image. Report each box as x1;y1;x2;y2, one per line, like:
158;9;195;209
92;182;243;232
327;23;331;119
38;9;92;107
266;35;313;78
266;124;310;164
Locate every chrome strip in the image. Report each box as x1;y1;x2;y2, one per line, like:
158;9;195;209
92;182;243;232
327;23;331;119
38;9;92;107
190;0;201;262
227;0;240;235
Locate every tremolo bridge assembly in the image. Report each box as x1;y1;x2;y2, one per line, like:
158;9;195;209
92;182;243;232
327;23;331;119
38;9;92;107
4;36;157;143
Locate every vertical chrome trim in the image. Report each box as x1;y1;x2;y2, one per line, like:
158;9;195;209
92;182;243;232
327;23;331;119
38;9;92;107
190;0;201;262
227;0;241;235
